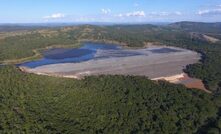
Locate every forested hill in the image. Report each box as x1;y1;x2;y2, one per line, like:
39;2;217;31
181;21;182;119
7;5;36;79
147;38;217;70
0;23;79;32
1;22;221;33
0;66;219;133
0;25;48;32
169;21;221;34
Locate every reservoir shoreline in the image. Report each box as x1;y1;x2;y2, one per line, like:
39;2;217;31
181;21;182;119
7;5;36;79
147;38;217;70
18;42;209;92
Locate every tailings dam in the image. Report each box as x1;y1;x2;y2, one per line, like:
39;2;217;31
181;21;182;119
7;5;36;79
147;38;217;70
19;42;201;81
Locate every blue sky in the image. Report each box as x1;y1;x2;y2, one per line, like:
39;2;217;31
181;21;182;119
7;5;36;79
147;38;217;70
0;0;221;23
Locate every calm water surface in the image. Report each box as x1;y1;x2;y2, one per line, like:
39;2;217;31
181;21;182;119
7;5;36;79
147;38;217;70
19;42;182;68
19;43;120;68
150;48;181;53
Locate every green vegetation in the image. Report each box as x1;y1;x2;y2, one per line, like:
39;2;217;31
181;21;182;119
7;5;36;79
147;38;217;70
0;22;221;133
0;32;78;61
0;66;219;133
169;21;221;34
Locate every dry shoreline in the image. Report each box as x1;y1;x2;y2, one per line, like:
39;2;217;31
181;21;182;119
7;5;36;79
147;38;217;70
152;73;211;93
19;67;210;93
3;39;208;93
18;45;210;92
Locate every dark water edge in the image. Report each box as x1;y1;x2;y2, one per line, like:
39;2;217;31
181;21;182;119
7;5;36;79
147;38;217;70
150;48;182;53
19;42;120;68
19;42;183;68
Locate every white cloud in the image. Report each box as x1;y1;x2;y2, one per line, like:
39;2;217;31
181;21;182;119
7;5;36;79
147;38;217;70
175;11;182;15
101;9;111;14
44;13;65;19
197;4;221;16
150;12;169;16
148;11;182;17
126;11;145;17
116;11;183;18
117;11;145;17
117;14;123;17
197;9;221;15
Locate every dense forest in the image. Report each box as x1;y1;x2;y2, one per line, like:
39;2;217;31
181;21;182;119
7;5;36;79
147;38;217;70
0;22;221;133
169;22;221;34
0;66;220;133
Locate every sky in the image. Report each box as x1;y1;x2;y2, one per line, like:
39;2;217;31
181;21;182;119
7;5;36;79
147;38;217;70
0;0;221;23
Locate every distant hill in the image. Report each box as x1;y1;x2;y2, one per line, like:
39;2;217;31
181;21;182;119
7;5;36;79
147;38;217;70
0;25;48;32
170;21;221;34
0;23;79;32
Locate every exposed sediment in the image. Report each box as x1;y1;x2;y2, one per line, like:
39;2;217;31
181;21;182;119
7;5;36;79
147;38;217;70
20;46;201;79
19;45;210;91
152;73;211;93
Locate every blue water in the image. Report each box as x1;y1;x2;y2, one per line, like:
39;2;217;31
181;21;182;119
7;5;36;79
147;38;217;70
150;48;181;53
19;42;182;68
19;42;121;68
